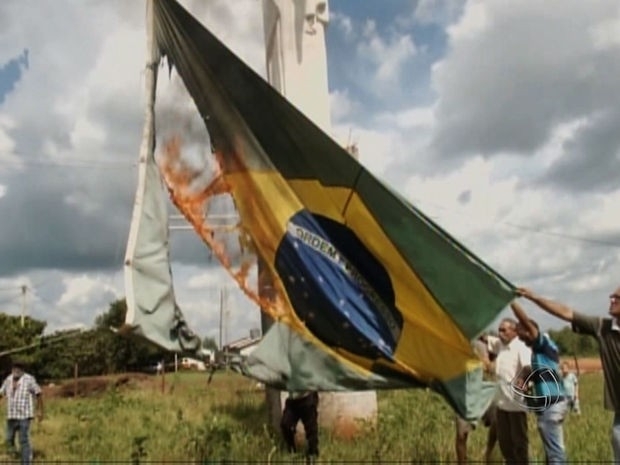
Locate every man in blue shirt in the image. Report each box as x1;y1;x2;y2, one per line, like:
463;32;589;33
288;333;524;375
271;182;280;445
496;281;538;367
511;301;568;464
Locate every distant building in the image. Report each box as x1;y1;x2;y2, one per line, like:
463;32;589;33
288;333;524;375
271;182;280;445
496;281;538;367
198;348;215;365
180;357;207;371
224;333;262;357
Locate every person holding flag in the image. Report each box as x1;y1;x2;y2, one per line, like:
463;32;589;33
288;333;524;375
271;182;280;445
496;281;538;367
510;301;568;464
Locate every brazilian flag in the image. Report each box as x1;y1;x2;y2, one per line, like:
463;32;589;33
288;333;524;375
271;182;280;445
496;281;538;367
152;0;514;420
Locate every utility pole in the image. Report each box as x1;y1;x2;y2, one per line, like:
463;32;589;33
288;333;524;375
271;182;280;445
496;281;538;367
20;285;27;327
219;288;224;350
261;0;378;436
218;287;229;349
224;289;230;349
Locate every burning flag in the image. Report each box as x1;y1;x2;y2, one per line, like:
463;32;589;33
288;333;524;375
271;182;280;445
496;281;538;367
125;0;515;421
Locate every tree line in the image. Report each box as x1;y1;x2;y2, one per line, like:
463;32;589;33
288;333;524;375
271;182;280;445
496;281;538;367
0;298;218;382
546;326;599;358
0;297;599;383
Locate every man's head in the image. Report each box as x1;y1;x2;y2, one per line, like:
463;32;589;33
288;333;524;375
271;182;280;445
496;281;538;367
560;361;570;376
498;318;517;344
516;319;539;346
609;286;620;318
11;360;25;379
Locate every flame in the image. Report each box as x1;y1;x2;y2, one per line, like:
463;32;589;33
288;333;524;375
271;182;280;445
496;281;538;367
158;135;286;321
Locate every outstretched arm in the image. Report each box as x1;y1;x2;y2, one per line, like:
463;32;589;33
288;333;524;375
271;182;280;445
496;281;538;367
515;288;574;322
510;300;539;339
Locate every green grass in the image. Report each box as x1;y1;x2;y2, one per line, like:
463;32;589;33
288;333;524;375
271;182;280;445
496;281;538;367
0;371;613;463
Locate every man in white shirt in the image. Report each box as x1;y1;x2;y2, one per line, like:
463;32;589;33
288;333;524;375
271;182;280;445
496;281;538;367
488;318;532;464
0;360;43;465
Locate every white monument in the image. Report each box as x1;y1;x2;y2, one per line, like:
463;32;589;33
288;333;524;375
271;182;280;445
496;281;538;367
260;0;378;438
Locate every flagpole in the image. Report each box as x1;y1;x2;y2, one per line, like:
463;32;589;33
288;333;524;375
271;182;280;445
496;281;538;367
123;0;160;324
260;0;377;437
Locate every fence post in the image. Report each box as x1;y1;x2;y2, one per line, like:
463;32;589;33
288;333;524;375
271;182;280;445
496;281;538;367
73;363;79;397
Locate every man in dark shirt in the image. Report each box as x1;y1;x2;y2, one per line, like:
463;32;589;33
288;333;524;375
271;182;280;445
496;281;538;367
516;286;620;462
281;391;319;464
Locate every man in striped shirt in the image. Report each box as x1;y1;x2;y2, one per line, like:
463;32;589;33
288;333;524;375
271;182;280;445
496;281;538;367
511;301;568;464
0;360;43;465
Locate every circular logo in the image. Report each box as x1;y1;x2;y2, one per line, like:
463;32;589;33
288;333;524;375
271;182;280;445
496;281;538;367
509;365;563;412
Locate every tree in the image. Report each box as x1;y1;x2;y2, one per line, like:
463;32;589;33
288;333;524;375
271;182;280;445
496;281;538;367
93;298;169;374
0;314;46;374
0;314;46;351
34;329;102;380
202;336;218;351
548;326;598;357
1;298;174;381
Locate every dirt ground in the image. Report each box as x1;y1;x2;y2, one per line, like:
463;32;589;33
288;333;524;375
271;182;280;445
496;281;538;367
560;357;602;373
42;372;151;399
40;356;603;400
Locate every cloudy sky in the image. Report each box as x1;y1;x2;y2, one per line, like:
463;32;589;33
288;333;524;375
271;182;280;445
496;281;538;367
0;0;619;345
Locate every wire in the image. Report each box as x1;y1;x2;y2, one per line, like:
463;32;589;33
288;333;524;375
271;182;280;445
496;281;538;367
411;197;620;249
8;153;613;246
499;221;620;248
29;276;58;291
0;285;22;292
0;328;93;358
0;148;137;170
0;159;135;170
30;292;55;307
0;294;21;306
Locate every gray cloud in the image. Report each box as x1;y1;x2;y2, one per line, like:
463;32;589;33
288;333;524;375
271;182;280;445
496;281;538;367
0;166;132;276
87;93;144;159
0;1;261;280
457;189;470;204
537;109;620;193
428;1;620;170
0;1;261;336
414;0;465;27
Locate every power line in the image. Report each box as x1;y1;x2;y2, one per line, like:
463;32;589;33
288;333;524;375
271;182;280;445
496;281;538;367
0;328;91;358
30;291;55;307
0;285;22;292
0;147;137;171
0;294;21;306
0;158;135;170
498;220;620;248
411;197;620;249
5;155;614;246
30;276;58;292
0;277;56;294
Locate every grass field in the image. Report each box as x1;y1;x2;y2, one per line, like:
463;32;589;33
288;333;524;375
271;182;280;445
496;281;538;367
0;369;613;463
